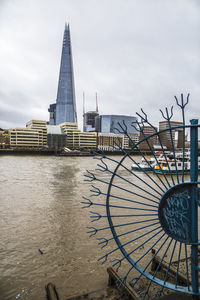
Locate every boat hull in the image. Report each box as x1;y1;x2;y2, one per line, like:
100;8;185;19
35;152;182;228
154;169;191;174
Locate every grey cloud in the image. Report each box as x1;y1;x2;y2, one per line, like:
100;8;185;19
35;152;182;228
0;0;199;130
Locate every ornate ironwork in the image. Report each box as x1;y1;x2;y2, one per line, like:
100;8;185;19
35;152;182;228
83;94;200;299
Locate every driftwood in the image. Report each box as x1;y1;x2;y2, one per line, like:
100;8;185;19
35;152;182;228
151;249;191;285
107;267;139;300
45;283;60;300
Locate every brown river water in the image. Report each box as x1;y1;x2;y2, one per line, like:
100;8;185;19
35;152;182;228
0;155;120;300
0;154;198;300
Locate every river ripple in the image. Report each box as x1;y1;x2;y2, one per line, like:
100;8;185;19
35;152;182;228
0;155;123;300
1;154;195;300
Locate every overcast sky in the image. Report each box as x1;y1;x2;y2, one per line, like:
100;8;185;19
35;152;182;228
0;0;199;130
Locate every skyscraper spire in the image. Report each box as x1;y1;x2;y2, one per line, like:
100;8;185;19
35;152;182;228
95;92;98;113
48;24;77;125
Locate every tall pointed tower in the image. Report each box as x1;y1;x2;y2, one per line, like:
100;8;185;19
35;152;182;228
48;24;77;125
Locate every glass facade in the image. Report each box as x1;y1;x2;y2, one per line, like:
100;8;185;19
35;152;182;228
49;24;77;125
96;115;138;134
83;111;99;132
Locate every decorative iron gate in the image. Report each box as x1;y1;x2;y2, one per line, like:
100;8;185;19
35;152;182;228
83;94;200;299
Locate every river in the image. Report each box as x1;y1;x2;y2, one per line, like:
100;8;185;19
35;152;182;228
0;154;198;300
0;155;121;300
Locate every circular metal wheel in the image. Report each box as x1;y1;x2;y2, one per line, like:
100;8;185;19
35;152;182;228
83;95;200;299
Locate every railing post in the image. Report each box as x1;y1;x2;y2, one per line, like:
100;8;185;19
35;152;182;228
190;119;199;299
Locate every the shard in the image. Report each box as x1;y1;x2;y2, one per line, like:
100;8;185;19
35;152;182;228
48;24;77;125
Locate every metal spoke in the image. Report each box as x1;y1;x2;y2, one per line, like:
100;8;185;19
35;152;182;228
85;96;199;298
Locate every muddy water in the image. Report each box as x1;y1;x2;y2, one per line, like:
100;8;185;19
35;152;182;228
0;155;122;300
0;154;197;300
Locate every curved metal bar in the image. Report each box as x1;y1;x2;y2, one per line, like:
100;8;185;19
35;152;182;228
84;103;200;296
90;211;102;222
131;120;141;133
87;226;98;237
97;237;108;249
84;170;96;182
174;93;189;110
159;106;173;121
96;159;108;172
90;185;102;196
111;258;121;272
136;110;156;131
81;196;93;208
85;170;160;204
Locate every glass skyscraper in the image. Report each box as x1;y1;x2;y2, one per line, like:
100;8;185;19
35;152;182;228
95;115;138;134
48;24;77;125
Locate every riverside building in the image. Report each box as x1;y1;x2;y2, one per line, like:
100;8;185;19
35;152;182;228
9;128;44;148
83;93;99;132
47;125;66;150
60;122;96;149
159;121;183;150
95;115;138;134
138;126;158;150
0;129;9;148
7;120;47;149
95;115;139;150
26;120;47;146
83;111;99;132
97;133;124;151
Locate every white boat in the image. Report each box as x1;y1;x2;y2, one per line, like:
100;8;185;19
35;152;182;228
131;152;169;171
131;149;200;174
154;151;200;174
154;159;190;174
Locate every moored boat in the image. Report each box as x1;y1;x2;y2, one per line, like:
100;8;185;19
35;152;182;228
154;154;200;174
131;152;170;171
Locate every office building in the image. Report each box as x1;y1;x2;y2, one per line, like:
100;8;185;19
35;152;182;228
124;133;139;149
83;111;99;132
0;130;9;148
47;125;66;150
26;120;47;146
9;128;44;148
97;133;124;151
159;121;183;149
48;24;77;125
83;93;99;132
138;126;158;150
95;115;138;134
60;122;96;149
